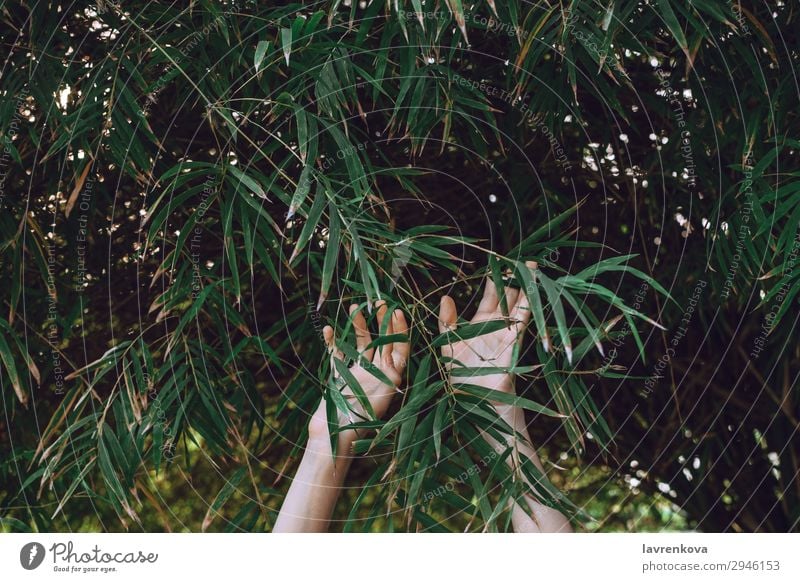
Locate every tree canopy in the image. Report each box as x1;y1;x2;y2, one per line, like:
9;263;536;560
1;0;798;532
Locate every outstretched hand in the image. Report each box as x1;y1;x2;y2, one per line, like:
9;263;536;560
278;273;571;533
276;302;410;532
438;261;537;394
310;301;410;437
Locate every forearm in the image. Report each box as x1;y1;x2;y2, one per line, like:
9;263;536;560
273;405;357;533
489;403;573;533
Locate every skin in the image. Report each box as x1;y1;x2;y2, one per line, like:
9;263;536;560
438;261;572;533
275;264;572;533
274;301;409;533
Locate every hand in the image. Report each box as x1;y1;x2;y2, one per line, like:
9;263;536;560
438;261;536;395
437;263;573;532
309;301;410;438
276;301;409;532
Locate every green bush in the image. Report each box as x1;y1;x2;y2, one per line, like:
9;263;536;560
1;0;797;532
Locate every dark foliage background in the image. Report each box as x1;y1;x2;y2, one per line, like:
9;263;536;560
0;0;798;532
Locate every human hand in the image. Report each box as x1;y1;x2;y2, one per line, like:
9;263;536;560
437;261;537;395
277;302;409;532
309;301;410;438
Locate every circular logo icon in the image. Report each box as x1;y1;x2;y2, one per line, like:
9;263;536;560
20;542;46;570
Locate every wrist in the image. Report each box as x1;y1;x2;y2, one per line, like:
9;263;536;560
451;373;514;393
307;401;358;452
494;403;531;440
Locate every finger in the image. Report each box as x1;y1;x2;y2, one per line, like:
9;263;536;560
324;326;344;360
438;295;458;361
476;275;499;314
511;285;532;331
391;309;410;372
323;325;344;374
495;270;516;314
373;300;389;365
373;301;394;367
375;300;389;334
438;295;458;333
323;325;334;352
503;287;519;313
350;304;373;361
382;327;394;368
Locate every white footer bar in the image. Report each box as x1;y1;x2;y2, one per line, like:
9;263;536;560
2;533;797;581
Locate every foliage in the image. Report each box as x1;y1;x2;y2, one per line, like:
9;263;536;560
0;0;798;532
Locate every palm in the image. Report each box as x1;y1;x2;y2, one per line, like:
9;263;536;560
447;323;518;391
439;265;535;394
310;301;409;437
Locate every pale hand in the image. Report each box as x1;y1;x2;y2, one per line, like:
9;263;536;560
309;301;409;438
438;261;537;395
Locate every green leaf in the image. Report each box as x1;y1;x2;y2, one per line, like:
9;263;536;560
333;357;376;420
445;0;469;43
432;397;448;461
325;386;340;458
318;205;341;310
513;260;550;353
228;165;268;200
538;272;573;364
281;27;292;66
454;383;565;418
202;467;246;531
0;331;25;405
656;0;690;62
432;320;510;348
254;40;270;72
288;184;326;265
287;163;313;220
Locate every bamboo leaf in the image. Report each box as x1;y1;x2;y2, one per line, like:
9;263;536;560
318;206;341;310
202;467;246;532
453;383;565;418
281;28;292;66
254;40;270;73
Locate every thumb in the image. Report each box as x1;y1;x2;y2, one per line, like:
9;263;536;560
438;295;458;333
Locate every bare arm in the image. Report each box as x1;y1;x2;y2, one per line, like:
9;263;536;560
438;262;573;533
487;403;573;533
274;302;409;533
273;405;358;532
